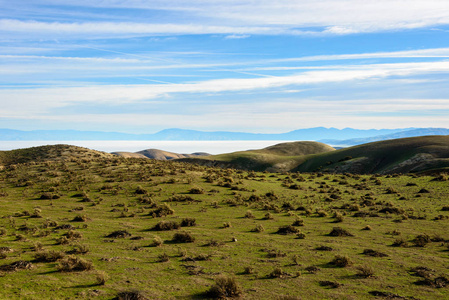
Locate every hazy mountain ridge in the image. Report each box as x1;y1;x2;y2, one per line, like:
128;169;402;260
0;127;416;142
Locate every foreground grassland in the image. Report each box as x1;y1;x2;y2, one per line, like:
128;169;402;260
0;154;448;299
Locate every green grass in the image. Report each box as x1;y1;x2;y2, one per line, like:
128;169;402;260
0;146;448;299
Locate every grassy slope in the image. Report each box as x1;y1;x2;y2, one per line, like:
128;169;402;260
295;135;449;174
0;146;448;299
0;145;114;166
183;141;335;172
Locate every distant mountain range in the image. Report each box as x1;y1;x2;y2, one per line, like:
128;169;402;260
1;127;448;146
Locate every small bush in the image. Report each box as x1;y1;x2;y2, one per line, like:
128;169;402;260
328;227;354;237
292;217;304;226
57;255;93;272
269;267;288;278
356;265;375;278
180;218;196;227
207;276;243;298
413;234;431;247
115;290;148;300
172;232;195;243
150;204;175;218
276;225;300;235
223;222;232;228
152;220;180;231
319;281;341;288
150;236;163;247
362;249;388;257
106;230;131;239
188;187;204;194
96;270;109;285
244;210;255;219
34;250;65;262
157;253;170;262
252;224;265;233
72;214;88;222
392;237;408;247
329;255;352;267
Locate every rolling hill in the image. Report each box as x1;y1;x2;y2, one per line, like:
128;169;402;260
179;136;449;174
0;144;114;166
112;149;210;160
178;141;335;172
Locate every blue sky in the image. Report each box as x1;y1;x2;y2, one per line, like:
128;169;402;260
1;0;449;134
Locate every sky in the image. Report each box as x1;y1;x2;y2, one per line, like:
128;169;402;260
1;0;449;134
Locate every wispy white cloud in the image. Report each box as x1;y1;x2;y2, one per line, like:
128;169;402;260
3;1;449;39
1;60;449;115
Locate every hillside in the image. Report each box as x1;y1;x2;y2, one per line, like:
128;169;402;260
180;136;449;174
0;144;114;166
180;141;335;172
294;135;449;174
113;149;210;160
0;148;448;299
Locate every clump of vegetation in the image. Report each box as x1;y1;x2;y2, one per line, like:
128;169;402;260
328;227;354;237
413;234;431;247
329;255;352;267
150;204;175;218
356;265;375;278
180;218;196;227
362;249;388;257
106;230;131;239
152;220;180;231
207;275;243;298
34;250;65;262
276;225;300;235
115;290;148;300
172;232;195;243
57;255;93;272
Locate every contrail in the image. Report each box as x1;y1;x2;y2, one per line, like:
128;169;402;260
81;45;276;79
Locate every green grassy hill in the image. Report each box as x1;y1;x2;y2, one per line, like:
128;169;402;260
294;135;449;174
0;145;114;166
0;149;448;299
181;136;449;174
180;141;335;172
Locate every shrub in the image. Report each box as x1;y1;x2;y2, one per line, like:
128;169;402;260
180;218;196;227
0;260;33;271
34;250;65;262
252;224;265;233
115;290;148;300
329;255;352;267
413;234;431;247
244;210;255;219
328;227;354;237
319;281;341;288
106;230;131;239
152;220;180;231
207;276;243;298
95;270;109;285
223;222;232;228
188;187;204;194
150;236;163;247
72;214;88;222
362;249;388;257
392;237;408;247
269;267;288;278
172;232;195;243
157;253;170;262
356;265;375;278
57;255;93;272
150;204;174;218
292;217;304;226
264;212;274;220
65;230;82;240
276;225;300;235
